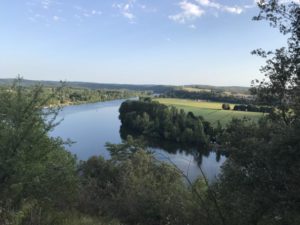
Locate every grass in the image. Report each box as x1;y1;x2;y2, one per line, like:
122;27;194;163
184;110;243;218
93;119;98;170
182;87;212;93
155;98;265;126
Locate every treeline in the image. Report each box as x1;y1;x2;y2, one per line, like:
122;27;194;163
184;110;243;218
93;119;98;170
161;89;250;104
48;87;142;105
186;85;250;95
0;78;174;93
119;98;215;146
1;85;144;107
233;104;273;113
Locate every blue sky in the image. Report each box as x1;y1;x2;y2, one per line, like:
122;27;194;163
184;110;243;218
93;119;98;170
0;0;288;86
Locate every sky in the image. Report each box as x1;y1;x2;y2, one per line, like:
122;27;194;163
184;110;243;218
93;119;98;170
0;0;290;86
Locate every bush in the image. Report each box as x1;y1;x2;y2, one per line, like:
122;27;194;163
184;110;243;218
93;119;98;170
222;103;230;110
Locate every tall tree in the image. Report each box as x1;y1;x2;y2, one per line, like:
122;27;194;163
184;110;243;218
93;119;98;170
0;79;78;225
214;1;300;224
251;0;300;123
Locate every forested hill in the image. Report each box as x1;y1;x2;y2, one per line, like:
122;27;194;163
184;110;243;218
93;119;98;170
0;78;174;93
0;78;249;94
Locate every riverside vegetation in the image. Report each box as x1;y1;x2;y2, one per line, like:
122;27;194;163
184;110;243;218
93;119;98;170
0;1;300;225
37;85;144;107
119;98;215;145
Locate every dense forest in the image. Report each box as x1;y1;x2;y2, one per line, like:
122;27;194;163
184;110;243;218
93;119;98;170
0;82;144;107
0;1;299;225
119;98;215;145
45;86;143;106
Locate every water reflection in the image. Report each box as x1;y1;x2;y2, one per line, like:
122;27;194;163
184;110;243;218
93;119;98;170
120;127;226;182
51;100;226;182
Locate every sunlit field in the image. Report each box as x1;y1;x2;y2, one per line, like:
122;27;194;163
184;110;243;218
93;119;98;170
155;98;264;126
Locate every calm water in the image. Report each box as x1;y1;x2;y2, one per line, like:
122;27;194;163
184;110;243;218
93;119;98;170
51;99;226;181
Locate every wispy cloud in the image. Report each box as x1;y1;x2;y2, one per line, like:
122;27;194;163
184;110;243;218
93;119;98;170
74;5;102;21
113;0;137;22
223;6;243;14
196;0;243;14
40;0;61;10
169;1;205;24
170;0;248;25
195;0;220;9
26;0;103;24
26;0;64;23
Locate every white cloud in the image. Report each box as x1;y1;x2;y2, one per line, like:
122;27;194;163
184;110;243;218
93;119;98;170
197;0;243;14
169;0;246;25
113;0;137;21
169;1;204;24
123;12;135;19
223;6;243;14
196;0;220;9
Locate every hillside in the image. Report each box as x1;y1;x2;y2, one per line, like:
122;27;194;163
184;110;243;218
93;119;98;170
0;78;250;94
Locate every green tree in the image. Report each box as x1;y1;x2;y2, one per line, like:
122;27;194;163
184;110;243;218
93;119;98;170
214;2;300;224
0;79;78;225
251;0;300;123
216;118;300;225
79;138;203;225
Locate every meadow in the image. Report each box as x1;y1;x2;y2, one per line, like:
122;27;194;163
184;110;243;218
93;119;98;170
155;98;265;126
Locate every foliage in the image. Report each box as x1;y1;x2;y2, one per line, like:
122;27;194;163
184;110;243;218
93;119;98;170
62;214;121;225
215;117;300;225
251;0;300;124
214;2;300;224
37;86;142;106
78;139;211;225
0;78;174;93
233;104;273;113
0;79;78;225
119;99;212;145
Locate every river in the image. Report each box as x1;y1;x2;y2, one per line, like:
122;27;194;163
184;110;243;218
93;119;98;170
51;99;226;182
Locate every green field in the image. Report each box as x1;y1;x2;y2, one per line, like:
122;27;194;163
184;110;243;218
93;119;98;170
155;98;264;126
182;87;212;93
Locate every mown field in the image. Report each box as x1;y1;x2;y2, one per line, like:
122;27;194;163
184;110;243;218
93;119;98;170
155;98;265;126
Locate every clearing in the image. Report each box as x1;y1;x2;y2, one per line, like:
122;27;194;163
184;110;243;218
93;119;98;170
155;98;265;126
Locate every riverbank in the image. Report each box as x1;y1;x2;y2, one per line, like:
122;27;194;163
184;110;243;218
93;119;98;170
44;97;137;109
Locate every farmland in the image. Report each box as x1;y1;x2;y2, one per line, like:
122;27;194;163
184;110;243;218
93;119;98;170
155;98;265;126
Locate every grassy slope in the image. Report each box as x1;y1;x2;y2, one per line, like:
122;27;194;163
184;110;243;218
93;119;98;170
155;98;264;126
